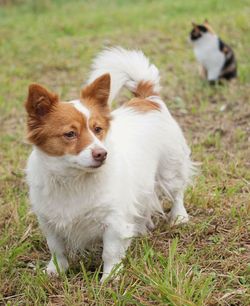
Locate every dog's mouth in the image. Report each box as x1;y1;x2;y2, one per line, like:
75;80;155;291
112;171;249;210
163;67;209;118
88;161;105;169
68;161;105;172
89;164;103;169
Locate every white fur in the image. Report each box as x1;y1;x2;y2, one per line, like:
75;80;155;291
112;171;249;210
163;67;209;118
87;47;161;104
26;47;194;281
192;33;225;81
69;100;90;118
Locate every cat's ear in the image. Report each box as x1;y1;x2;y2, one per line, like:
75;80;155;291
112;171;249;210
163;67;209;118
192;21;198;29
204;19;215;34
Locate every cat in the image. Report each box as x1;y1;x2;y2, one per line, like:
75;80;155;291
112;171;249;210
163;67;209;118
190;20;237;84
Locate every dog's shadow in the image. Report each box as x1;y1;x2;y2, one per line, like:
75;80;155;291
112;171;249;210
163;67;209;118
67;247;103;280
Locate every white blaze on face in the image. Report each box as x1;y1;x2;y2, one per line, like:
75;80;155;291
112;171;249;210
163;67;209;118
64;100;108;170
69;100;90;118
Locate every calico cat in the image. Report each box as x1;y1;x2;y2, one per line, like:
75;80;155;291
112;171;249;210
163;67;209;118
190;20;237;84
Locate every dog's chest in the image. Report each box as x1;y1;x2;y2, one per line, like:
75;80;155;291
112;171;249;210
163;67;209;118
31;181;112;238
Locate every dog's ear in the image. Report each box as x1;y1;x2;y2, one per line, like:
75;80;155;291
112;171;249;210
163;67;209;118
81;74;110;107
25;84;59;117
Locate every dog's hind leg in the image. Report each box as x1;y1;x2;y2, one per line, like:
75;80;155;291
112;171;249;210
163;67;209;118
157;162;191;226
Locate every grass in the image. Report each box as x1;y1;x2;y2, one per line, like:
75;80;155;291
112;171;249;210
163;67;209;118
0;0;249;305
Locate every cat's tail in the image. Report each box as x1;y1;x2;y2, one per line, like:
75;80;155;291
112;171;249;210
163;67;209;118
87;47;161;104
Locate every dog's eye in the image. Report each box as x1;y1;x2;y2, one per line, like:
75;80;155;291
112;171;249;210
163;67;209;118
94;126;103;134
64;131;77;139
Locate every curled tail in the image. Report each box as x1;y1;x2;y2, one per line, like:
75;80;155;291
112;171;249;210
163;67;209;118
87;47;161;104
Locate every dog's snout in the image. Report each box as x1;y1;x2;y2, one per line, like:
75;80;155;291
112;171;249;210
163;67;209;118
92;148;107;162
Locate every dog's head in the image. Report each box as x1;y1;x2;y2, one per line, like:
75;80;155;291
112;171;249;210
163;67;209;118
25;74;111;172
190;20;216;42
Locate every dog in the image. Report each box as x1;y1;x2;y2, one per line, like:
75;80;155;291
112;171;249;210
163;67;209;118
25;47;194;282
190;20;237;84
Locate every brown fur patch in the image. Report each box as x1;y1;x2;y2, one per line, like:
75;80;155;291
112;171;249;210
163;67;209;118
25;84;94;156
84;97;111;141
25;83;59;118
125;97;160;113
133;81;158;98
28;103;93;156
81;74;111;108
81;73;112;140
191;22;201;35
124;81;160;113
222;46;229;54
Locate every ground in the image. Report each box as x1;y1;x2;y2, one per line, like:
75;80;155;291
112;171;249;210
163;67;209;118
0;1;249;305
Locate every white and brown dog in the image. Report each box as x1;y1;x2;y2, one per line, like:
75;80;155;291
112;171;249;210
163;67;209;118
25;47;194;282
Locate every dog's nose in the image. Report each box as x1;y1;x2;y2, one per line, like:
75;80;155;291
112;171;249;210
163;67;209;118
92;148;107;162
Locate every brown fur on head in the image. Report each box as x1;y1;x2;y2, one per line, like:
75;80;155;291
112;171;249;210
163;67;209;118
25;74;112;156
80;74;112;141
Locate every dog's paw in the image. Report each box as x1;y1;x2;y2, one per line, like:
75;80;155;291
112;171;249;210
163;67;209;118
100;263;123;284
100;272;122;285
46;261;59;276
169;211;189;226
100;273;109;284
45;258;69;276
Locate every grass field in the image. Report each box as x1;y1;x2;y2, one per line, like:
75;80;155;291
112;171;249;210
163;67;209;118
0;0;249;305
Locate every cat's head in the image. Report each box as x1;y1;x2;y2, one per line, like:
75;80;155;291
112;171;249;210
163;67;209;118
190;20;215;42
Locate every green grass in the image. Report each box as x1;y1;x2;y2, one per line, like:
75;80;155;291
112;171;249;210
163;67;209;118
0;0;249;305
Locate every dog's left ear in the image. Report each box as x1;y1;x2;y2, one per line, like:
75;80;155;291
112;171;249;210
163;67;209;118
81;73;110;107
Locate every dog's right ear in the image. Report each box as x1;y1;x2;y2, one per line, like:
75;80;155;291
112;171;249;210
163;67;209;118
25;84;58;117
81;74;111;108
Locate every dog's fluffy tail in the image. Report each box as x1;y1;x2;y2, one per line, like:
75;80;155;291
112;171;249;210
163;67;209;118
87;47;161;104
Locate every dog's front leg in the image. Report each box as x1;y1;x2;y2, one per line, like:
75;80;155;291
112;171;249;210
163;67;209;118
101;218;133;283
39;219;69;275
